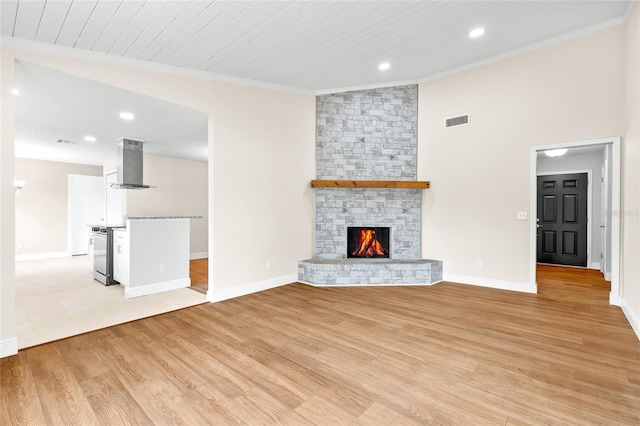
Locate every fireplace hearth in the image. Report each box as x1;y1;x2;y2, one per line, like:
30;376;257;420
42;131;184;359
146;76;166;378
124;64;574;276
348;227;390;258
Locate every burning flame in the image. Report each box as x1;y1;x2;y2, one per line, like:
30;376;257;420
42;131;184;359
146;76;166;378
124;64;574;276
351;229;388;257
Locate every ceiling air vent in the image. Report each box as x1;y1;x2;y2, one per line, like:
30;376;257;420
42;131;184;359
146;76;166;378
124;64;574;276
445;115;469;128
56;139;77;145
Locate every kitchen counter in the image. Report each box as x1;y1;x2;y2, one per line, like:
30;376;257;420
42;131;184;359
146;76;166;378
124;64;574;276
114;218;192;298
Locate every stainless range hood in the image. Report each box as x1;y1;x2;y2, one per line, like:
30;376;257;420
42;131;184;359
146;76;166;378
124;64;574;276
111;138;154;189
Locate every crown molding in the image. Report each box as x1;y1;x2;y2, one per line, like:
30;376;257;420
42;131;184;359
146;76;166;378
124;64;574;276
316;79;420;95
418;17;625;85
1;36;315;96
1;13;627;96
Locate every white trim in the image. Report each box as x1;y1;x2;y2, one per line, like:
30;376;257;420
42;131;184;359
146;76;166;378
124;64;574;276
15;251;70;261
189;252;208;260
420;18;624;85
536;169;593;266
609;138;621;305
316;79;419;95
0;336;18;358
1;36;314;96
530;137;622;305
620;297;640;341
123;278;190;299
604;272;612;282
590;262;601;270
208;274;296;303
443;274;536;294
299;280;442;287
3;15;625;97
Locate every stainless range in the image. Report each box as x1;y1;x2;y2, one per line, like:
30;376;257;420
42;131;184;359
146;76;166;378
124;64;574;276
90;226;124;285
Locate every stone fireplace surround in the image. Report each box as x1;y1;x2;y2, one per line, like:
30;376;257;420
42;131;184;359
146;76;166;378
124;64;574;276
298;84;442;286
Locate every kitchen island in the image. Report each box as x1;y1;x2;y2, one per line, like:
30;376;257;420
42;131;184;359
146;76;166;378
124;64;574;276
113;216;202;298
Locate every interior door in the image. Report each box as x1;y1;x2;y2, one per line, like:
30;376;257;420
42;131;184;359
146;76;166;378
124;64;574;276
68;175;105;255
600;162;606;274
536;173;588;267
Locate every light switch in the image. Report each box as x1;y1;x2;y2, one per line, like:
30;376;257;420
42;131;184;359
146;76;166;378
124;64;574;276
517;211;527;220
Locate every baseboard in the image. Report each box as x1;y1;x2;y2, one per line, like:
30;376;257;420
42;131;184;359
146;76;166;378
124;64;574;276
15;251;70;261
124;278;190;299
605;272;612;281
590;262;601;270
620;297;640;341
0;335;18;358
299;280;443;287
443;273;537;294
190;252;208;260
208;274;296;303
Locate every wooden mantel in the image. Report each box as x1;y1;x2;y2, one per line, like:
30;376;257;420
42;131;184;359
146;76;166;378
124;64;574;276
311;180;430;189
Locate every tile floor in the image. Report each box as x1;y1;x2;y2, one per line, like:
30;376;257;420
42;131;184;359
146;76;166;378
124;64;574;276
15;255;207;349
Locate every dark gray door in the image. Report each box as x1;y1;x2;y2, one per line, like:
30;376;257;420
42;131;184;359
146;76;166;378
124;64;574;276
537;173;588;267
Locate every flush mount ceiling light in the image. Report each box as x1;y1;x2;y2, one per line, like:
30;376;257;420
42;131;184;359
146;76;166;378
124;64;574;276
119;111;135;120
469;27;485;38
544;148;568;157
11;87;21;96
84;135;97;142
378;62;390;71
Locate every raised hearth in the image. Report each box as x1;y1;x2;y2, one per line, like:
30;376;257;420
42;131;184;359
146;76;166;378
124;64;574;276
298;259;442;286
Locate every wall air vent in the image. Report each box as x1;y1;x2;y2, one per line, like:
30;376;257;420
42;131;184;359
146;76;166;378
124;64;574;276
56;139;77;145
445;115;469;128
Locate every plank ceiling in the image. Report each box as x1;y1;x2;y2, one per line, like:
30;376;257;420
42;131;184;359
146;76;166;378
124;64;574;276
1;1;631;92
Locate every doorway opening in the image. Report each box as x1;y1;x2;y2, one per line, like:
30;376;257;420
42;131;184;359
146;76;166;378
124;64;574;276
531;137;621;305
536;172;589;267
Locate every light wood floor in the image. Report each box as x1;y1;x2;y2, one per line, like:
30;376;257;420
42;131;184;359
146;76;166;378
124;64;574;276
189;258;208;294
2;265;639;425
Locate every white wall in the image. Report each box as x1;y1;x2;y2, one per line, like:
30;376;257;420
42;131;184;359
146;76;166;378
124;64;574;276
0;46;316;355
536;147;606;269
106;154;209;256
15;158;103;256
418;25;624;289
621;3;640;337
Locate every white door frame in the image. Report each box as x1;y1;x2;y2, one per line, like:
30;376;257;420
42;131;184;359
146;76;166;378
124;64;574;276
530;137;621;305
536;170;593;268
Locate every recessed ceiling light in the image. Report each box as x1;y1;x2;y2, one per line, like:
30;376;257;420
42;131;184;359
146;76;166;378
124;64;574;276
119;111;135;120
11;87;21;96
378;62;391;71
84;135;97;142
469;27;485;38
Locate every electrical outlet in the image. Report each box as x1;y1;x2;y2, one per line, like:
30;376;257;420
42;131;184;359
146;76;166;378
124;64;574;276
160;264;166;273
517;211;527;220
476;260;483;268
266;260;272;270
17;243;23;249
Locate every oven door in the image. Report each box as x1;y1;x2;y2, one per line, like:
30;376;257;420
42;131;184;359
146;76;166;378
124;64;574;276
93;232;107;284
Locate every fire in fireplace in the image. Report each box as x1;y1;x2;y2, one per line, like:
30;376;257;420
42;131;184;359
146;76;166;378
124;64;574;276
347;227;390;258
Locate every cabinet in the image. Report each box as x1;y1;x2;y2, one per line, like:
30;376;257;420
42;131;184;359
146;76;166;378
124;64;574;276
105;172;124;225
112;229;129;286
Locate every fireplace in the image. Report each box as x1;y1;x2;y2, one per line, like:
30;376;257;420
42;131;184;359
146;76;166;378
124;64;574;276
347;227;390;258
